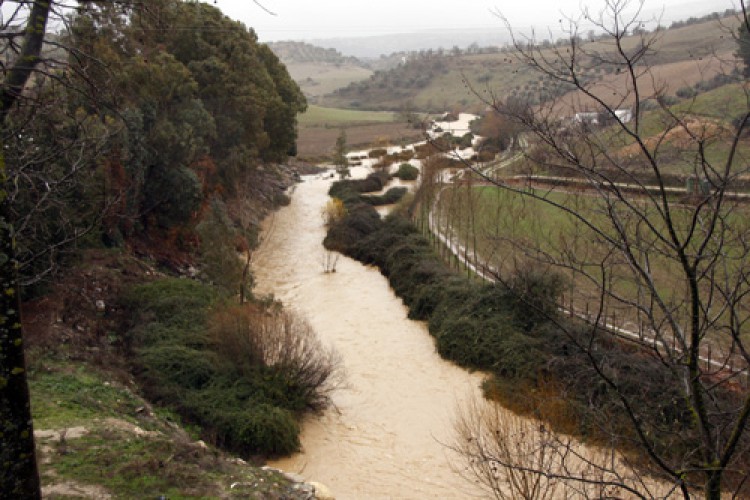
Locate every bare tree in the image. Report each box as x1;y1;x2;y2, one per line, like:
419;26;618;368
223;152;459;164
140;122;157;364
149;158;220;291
0;2;140;495
1;2;52;497
451;1;750;498
453;398;672;499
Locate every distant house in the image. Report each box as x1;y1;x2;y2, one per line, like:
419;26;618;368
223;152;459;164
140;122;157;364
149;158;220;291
573;112;600;126
573;109;633;126
614;109;633;123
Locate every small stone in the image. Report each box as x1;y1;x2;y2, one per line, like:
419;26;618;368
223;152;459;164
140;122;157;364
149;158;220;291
230;482;253;490
283;472;305;483
95;300;106;312
310;481;335;500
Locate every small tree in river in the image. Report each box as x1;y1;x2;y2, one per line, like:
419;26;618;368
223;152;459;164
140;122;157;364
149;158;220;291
334;129;350;179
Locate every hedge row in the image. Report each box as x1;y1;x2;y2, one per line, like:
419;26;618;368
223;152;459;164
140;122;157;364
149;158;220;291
360;187;408;206
323;206;724;469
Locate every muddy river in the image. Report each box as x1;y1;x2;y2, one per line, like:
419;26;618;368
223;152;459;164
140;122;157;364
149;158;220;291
252;170;488;499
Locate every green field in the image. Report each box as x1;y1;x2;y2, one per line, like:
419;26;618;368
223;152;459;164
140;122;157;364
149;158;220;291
298;105;399;126
437;183;750;346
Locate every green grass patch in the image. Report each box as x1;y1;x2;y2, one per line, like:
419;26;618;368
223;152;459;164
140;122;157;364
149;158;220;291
298;105;397;126
672;83;749;121
45;427;294;498
29;361;143;430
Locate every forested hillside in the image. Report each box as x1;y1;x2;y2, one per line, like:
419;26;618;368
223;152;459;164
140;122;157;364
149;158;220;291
1;2;332;497
267;41;362;66
8;1;306;289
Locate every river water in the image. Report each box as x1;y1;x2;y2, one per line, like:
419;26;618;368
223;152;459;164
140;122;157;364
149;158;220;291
252;170;488;499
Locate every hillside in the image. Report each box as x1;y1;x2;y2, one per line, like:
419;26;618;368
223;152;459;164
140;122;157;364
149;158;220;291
268;41;373;102
321;12;742;112
1;2;332;497
24;251;318;499
267;41;363;65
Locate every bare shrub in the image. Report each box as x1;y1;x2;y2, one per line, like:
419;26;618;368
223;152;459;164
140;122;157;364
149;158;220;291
211;304;342;412
453;398;665;499
321;198;347;227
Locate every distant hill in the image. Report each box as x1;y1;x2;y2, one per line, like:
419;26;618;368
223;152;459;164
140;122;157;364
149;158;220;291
319;12;743;113
308;30;514;59
266;41;363;66
267;41;374;103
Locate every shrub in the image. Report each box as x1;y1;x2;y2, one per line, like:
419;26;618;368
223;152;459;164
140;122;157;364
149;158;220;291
360;187;408;206
322;198;347;226
676;86;697;99
122;279;338;457
506;267;566;328
210;304;341;412
323;204;382;253
395;163;419;180
328;172;389;199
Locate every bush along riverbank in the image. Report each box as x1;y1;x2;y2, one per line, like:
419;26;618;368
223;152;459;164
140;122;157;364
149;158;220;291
323;178;748;489
120;278;340;458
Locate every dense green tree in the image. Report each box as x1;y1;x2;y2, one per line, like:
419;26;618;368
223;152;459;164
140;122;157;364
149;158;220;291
146;1;306;191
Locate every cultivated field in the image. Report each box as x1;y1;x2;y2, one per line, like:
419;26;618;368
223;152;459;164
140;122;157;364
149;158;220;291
287;62;373;100
296;106;424;159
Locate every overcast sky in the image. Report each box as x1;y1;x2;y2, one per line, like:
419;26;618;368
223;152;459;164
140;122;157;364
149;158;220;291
207;0;737;41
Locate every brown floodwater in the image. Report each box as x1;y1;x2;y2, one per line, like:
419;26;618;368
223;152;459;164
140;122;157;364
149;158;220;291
252;168;680;499
252;170;488;499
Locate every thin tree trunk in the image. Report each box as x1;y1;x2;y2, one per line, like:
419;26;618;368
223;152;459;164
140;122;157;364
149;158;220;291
0;150;41;498
0;3;53;495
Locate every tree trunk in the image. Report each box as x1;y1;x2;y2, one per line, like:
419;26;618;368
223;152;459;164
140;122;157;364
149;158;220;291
0;150;41;498
705;469;721;500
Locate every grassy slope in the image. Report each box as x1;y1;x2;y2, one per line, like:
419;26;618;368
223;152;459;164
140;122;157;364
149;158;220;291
287;62;373;100
23;251;307;499
29;349;302;498
439;182;750;347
